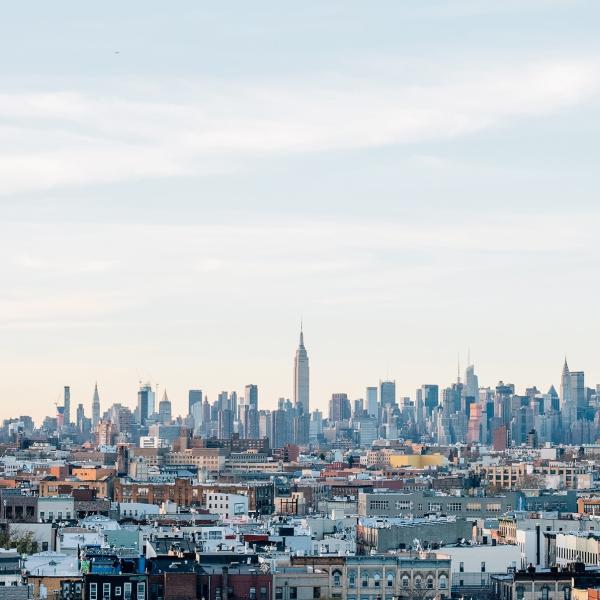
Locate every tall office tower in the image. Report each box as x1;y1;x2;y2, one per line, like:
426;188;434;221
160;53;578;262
158;390;172;423
464;364;479;405
218;409;233;439
421;384;439;417
230;391;238;420
259;410;273;441
239;387;259;439
92;383;101;429
366;386;378;417
202;398;211;426
309;409;323;442
137;382;155;425
217;391;230;411
570;370;587;420
353;398;364;416
63;386;71;427
76;404;85;432
293;325;310;414
380;380;396;407
329;393;351;422
548;385;560;412
560;359;577;427
247;408;259;439
294;410;310;445
188;390;203;417
245;385;259;410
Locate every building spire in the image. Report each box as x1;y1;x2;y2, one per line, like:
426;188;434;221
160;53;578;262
299;320;304;347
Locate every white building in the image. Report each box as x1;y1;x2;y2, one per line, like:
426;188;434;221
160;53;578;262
38;496;75;522
205;492;249;521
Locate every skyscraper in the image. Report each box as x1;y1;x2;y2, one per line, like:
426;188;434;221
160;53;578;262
293;325;310;414
366;386;378;417
137;382;155;425
188;389;203;417
421;384;439;417
158;390;172;423
380;380;396;407
63;386;71;427
329;393;351;422
76;403;85;432
560;359;577;427
244;384;258;410
92;382;101;429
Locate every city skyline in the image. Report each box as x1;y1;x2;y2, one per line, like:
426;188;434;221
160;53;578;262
5;335;596;424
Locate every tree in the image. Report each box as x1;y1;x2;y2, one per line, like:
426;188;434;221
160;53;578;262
0;529;38;554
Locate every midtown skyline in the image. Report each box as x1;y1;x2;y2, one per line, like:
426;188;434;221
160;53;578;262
3;324;596;423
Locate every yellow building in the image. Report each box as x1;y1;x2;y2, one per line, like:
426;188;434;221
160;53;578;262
388;454;446;468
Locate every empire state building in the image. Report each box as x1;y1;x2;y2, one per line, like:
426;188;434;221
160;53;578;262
294;326;310;415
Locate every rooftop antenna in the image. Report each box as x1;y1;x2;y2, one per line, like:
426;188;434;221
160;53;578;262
457;353;461;383
467;346;471;367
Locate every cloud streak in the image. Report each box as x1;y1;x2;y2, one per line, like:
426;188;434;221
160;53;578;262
0;58;597;194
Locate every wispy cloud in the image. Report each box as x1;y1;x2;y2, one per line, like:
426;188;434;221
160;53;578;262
0;58;597;194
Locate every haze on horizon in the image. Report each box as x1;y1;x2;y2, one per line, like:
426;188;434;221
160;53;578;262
1;1;600;422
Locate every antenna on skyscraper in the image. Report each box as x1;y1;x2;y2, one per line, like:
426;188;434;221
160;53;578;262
457;353;461;383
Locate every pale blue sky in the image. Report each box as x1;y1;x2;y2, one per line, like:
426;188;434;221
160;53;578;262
1;1;599;421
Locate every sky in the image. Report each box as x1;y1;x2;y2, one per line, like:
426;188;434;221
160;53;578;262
1;1;600;422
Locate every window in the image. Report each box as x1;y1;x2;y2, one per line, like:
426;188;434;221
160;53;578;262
459;562;464;573
116;588;122;597
516;585;525;600
414;576;422;589
137;582;145;600
349;572;356;588
261;587;267;600
427;577;433;590
386;574;393;588
333;571;342;587
439;575;447;590
313;588;321;599
276;588;283;600
374;573;381;587
362;573;369;587
250;588;256;600
402;576;409;589
103;583;111;599
124;583;132;600
541;587;549;600
290;588;297;600
481;561;486;573
90;584;98;600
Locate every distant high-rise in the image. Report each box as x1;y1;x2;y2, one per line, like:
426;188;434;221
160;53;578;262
158;390;172;423
329;393;351;422
380;380;396;407
560;359;578;426
293;325;310;414
63;386;71;427
421;384;439;417
366;387;378;417
188;390;203;417
464;364;479;400
244;384;259;411
92;383;101;429
76;403;85;432
137;382;155;425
